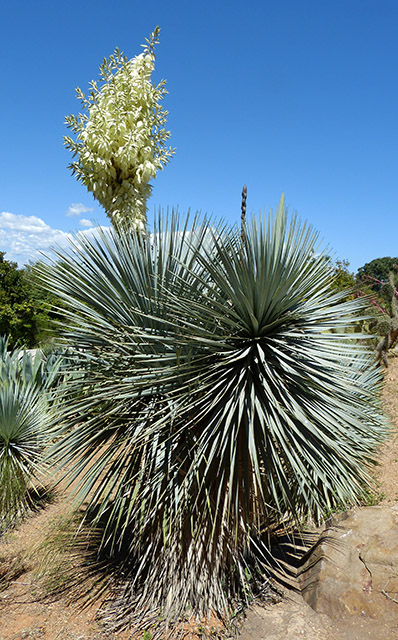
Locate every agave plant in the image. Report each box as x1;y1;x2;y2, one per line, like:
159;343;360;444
40;199;387;635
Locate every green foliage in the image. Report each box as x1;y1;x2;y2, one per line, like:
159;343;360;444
0;338;76;532
0;254;61;349
0;336;68;391
64;27;175;231
0;252;38;348
357;256;398;293
22;262;65;345
354;258;398;365
372;270;398;366
0;382;49;527
359;487;386;506
331;259;355;295
39;198;387;630
0;339;60;531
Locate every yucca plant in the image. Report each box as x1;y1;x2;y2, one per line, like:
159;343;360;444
0;380;54;532
0;338;63;533
39;199;387;636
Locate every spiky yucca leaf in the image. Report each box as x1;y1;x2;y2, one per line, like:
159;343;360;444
40;201;387;633
0;380;53;529
0;339;61;531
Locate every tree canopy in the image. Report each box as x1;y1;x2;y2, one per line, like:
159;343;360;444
0;253;38;348
0;254;60;348
357;256;398;288
330;258;355;295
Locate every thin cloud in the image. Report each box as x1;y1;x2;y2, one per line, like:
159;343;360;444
79;218;93;227
0;211;99;266
66;203;94;217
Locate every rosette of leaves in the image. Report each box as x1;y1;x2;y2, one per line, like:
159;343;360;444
0;377;53;533
0;338;67;532
40;199;387;635
64;27;175;231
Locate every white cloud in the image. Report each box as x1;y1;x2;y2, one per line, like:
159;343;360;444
0;212;215;269
66;203;94;217
0;211;100;266
0;211;55;234
79;218;93;227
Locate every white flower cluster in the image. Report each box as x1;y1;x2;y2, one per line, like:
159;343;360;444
64;28;174;231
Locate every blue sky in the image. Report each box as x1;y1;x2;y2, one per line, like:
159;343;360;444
1;0;397;272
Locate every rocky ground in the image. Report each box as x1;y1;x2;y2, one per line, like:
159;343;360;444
0;361;398;640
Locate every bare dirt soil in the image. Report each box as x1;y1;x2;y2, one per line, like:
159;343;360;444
1;360;398;640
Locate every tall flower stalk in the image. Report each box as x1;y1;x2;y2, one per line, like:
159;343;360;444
64;27;175;231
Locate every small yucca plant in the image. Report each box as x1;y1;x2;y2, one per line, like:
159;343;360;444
0;381;53;531
40;198;387;635
0;339;60;532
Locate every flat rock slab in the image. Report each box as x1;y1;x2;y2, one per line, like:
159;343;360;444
300;505;398;633
238;591;338;640
239;597;398;640
239;505;398;639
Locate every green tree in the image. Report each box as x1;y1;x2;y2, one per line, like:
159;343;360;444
0;254;61;348
0;252;38;348
64;27;175;231
22;262;64;345
41;200;387;634
331;258;356;294
357;256;398;291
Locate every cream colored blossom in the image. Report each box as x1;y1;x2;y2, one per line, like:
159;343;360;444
64;27;175;231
